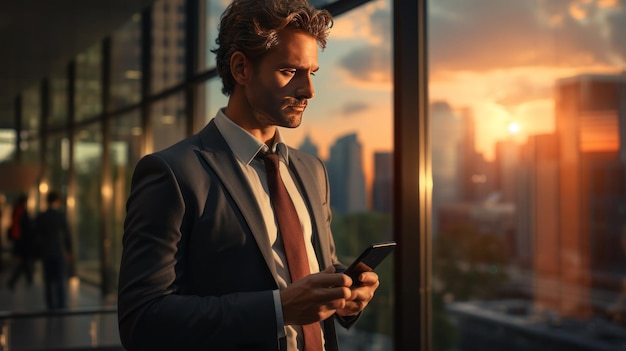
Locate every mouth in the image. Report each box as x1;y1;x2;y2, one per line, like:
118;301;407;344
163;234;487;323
289;104;307;112
284;99;307;112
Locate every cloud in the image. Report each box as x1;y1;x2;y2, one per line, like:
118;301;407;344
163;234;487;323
330;1;391;43
331;5;392;88
493;76;554;107
429;0;624;73
607;5;626;59
337;44;392;86
340;101;370;116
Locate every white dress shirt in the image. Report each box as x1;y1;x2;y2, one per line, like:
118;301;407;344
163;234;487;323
213;109;324;351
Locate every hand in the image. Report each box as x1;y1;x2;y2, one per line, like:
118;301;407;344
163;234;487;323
336;271;379;317
281;266;352;326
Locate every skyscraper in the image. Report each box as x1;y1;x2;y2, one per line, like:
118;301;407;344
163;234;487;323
298;133;319;158
326;133;367;214
372;151;393;214
534;73;626;319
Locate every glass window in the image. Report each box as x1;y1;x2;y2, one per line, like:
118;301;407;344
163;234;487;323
198;0;226;72
20;84;41;164
109;110;143;285
203;1;395;348
73;123;103;284
0;99;12;129
44;132;70;199
75;43;103;122
429;1;626;350
151;92;186;152
151;0;187;94
0;129;16;163
0;100;16;162
111;14;142;110
49;70;68;128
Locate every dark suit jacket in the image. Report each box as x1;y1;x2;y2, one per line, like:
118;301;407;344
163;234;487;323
35;208;72;260
118;120;353;350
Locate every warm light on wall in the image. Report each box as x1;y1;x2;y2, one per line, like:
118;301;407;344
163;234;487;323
67;196;76;208
101;184;112;200
39;182;49;194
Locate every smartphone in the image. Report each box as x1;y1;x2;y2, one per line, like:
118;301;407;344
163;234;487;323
343;241;396;287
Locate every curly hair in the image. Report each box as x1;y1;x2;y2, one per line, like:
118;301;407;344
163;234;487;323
212;0;333;96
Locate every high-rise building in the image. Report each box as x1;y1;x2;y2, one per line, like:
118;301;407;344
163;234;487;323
533;73;626;319
372;151;393;214
298;133;319;158
326;133;367;214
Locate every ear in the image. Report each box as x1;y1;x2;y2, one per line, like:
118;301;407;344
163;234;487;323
230;51;250;86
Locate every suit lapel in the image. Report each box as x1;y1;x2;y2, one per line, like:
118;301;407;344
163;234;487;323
195;121;279;282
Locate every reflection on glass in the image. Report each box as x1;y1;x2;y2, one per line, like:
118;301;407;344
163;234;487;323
0;101;15;162
44;132;69;198
111;14;142;110
75;43;103;122
73;123;102;284
49;70;68;128
151;92;186;152
20;85;40;164
429;1;626;350
151;0;187;94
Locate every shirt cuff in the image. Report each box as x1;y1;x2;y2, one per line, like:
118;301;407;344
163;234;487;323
273;289;286;338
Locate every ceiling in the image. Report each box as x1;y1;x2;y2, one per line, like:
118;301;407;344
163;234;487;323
0;0;156;105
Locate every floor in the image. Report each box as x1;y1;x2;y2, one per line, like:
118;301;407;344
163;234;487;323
0;254;122;351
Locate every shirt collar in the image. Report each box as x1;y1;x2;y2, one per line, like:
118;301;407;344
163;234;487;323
213;109;290;165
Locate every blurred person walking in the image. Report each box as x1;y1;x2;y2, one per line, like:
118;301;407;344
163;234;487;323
35;190;73;310
7;193;35;290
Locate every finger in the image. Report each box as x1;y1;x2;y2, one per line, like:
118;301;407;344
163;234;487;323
311;271;351;288
356;271;379;286
314;286;351;301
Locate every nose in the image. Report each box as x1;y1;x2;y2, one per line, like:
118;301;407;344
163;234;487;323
297;72;315;99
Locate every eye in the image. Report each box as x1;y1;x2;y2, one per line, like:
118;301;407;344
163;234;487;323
280;69;296;76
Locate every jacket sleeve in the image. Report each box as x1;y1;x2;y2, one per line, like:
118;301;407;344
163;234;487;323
117;154;278;351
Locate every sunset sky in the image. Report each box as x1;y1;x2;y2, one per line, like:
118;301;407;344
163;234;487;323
207;0;626;191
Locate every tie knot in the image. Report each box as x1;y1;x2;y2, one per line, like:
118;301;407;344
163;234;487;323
260;151;280;173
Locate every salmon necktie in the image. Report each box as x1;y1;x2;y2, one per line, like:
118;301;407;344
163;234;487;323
261;151;323;351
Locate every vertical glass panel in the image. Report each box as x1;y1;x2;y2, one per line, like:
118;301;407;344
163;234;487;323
0;99;13;129
75;43;103;122
20;85;41;164
0;100;15;162
205;1;395;349
151;92;186;152
429;1;626;350
49;70;68;128
109;109;143;284
44;132;70;198
111;14;142;110
198;0;226;72
73;123;102;284
151;0;187;94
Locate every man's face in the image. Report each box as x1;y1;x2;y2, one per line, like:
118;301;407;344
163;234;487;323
245;29;319;129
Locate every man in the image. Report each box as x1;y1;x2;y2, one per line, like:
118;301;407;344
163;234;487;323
35;190;72;310
117;0;380;350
